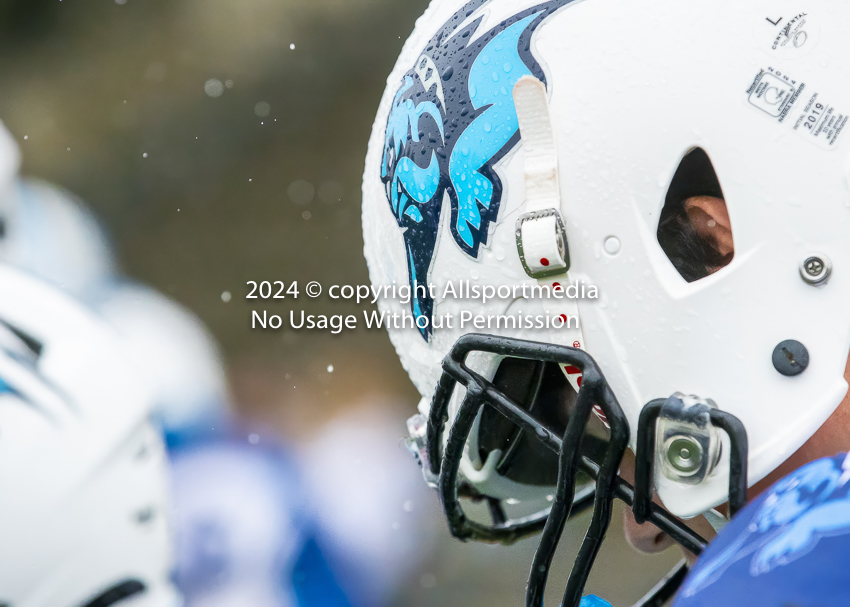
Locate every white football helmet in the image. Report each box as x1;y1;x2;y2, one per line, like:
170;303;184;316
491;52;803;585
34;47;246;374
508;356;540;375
0;122;115;298
362;0;850;604
0;121;19;205
0;178;116;296
0;122;226;440
0;264;181;607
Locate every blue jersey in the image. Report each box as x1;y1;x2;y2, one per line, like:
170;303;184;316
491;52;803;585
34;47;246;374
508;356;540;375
674;453;850;607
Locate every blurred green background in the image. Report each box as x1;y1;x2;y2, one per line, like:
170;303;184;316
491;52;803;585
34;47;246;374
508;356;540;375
0;0;681;604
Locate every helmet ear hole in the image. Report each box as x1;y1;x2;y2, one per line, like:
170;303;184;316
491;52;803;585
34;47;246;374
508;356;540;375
657;148;734;282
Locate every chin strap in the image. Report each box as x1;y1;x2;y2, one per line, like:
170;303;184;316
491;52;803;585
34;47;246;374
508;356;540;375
513;75;569;278
512;76;587;394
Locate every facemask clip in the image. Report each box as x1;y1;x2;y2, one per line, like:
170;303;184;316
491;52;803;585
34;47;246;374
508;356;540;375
405;412;439;490
656;393;722;485
516;209;570;278
633;392;749;525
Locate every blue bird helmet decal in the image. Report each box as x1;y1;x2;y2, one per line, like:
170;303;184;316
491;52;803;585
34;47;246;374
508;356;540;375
380;0;571;340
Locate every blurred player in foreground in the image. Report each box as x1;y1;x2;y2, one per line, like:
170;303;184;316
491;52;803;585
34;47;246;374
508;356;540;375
0;119;428;606
0;264;180;607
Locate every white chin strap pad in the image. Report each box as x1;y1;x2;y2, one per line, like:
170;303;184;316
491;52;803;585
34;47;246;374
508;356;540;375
513;76;586;395
513;76;569;278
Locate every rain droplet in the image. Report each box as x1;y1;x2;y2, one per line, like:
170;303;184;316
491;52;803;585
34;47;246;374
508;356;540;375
254;101;270;117
204;78;225;98
318;181;344;204
288;180;315;205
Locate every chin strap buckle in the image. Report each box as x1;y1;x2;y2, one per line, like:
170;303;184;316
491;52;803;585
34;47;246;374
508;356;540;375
513;75;570;279
516;209;570;278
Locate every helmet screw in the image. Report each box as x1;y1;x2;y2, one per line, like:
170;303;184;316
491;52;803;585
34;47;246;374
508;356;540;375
664;436;703;476
772;340;810;376
800;254;832;286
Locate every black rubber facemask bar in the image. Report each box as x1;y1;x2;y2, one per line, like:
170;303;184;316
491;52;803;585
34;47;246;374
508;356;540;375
426;334;728;607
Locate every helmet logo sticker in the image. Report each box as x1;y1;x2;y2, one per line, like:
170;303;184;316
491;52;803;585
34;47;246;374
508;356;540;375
380;0;572;340
752;8;820;59
744;66;848;150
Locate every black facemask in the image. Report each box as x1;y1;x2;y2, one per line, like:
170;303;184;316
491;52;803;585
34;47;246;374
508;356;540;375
406;333;749;607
